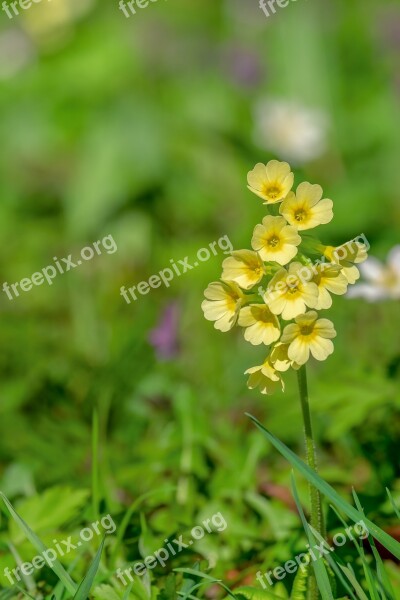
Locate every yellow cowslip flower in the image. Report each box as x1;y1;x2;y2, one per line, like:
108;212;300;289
238;304;280;345
201;157;366;395
247;160;294;204
312;263;349;309
265;262;319;320
281;311;336;365
202;281;244;332
269;342;300;372
245;359;285;395
222;250;265;290
251;215;301;266
324;239;368;284
279;182;333;230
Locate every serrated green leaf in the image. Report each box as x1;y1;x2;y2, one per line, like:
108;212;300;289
234;585;287;599
8;487;90;545
290;560;309;600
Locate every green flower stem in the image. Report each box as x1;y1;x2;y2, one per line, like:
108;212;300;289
297;364;324;599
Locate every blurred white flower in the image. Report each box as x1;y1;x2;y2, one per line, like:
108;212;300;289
347;246;400;301
253;98;330;165
0;29;34;80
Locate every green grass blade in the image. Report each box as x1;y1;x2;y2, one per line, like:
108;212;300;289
339;564;369;600
122;583;133;599
15;587;36;600
8;542;36;593
306;521;358;600
53;553;84;600
247;414;400;560
109;486;175;568
320;506;372;600
352;490;395;600
92;408;100;522
73;537;105;600
179;581;207;600
385;488;400;520
174;568;237;599
325;504;380;600
290;473;334;600
0;492;77;596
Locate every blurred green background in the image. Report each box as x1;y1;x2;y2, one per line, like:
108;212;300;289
0;0;399;596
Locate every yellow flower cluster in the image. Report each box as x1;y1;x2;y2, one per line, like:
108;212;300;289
202;160;369;395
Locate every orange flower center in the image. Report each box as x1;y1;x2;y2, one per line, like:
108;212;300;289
294;208;307;222
300;324;314;336
267;235;280;248
263;184;281;199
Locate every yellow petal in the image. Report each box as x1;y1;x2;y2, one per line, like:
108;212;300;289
296;182;323;207
313;319;336;339
315;286;333;309
281;297;307;320
310;198;333;224
288;337;310;365
295;311;318;327
265;160;292;181
281;323;301;343
309;336;334;361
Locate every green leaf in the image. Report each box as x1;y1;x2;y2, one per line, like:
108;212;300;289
73;537;105;600
0;492;77;596
247;414;400;560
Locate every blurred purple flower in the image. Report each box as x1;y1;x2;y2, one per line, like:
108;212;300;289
221;44;262;88
148;302;180;360
378;9;400;51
